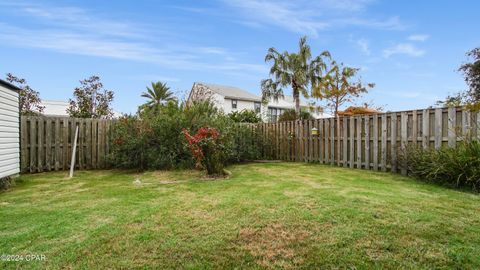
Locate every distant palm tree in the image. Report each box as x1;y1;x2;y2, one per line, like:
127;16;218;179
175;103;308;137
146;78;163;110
140;81;176;112
261;36;330;117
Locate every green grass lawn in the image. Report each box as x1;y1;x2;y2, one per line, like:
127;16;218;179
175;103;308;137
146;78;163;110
1;163;479;269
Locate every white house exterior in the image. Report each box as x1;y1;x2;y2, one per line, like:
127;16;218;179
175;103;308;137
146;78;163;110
0;79;20;178
38;100;122;118
187;82;330;122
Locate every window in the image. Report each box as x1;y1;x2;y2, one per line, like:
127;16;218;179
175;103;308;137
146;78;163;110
267;107;284;122
254;102;261;113
231;99;237;110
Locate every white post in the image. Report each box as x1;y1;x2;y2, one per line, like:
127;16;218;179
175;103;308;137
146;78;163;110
69;125;79;178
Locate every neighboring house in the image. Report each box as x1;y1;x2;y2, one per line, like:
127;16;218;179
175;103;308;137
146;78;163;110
38;100;122;118
40;100;70;116
187;82;330;122
0;79;20;179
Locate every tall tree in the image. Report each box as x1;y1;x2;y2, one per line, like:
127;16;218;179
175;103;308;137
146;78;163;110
5;73;44;115
67;75;114;119
140;81;176;113
261;36;330;117
312;61;374;117
437;47;480;110
459;47;480;103
312;61;374;166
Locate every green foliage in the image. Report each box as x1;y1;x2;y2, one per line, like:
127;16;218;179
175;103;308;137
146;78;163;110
437;47;480;111
459;48;480;103
5;73;44;115
261;36;330;116
278;109;314;122
228;109;262;123
109;101;267;170
67;75;115;119
400;141;480;192
139;81;177;114
312;61;374;116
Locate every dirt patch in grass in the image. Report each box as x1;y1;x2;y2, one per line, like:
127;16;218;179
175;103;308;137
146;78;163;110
236;223;311;269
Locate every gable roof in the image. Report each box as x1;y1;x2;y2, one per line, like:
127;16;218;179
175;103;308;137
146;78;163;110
196;82;261;102
0;79;21;92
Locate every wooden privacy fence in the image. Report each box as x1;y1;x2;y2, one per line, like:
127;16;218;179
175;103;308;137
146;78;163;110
253;107;480;174
21;116;113;173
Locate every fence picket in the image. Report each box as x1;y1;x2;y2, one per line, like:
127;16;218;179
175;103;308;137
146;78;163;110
448;107;456;147
364;116;370;170
356;117;362;168
434;108;443;149
29;117;36;172
400;112;407;175
391;113;398;173
37;117;44;172
381;114;387;171
422;109;429;149
349;117;355;169
342;117;348;167
373;114;378;171
330;118;335;165
412;110;418;146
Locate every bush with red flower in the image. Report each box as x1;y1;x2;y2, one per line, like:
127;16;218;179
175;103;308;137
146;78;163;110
182;127;226;176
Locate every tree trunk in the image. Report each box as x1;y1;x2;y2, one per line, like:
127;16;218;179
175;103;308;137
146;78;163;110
334;96;339;117
293;88;300;118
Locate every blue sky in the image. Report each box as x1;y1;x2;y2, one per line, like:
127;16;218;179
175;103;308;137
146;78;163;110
0;0;479;114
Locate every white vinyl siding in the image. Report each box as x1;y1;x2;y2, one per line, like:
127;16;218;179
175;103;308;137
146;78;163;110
0;84;20;178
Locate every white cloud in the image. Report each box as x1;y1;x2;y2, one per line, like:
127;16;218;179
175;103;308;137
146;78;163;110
224;0;329;37
223;0;405;36
408;34;430;42
0;2;266;75
382;43;425;58
356;38;370;55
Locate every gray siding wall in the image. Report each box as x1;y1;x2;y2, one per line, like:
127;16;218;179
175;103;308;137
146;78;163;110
0;85;20;178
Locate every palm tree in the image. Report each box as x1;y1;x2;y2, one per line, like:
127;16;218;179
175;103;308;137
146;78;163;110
140;81;176;112
261;36;330;117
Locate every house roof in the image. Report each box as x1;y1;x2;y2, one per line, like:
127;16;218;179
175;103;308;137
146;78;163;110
196;82;261;102
0;79;21;92
338;106;381;116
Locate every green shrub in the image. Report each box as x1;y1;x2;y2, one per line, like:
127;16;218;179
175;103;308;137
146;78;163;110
228;109;262;123
108;101;270;170
400;141;480;191
278;109;314;122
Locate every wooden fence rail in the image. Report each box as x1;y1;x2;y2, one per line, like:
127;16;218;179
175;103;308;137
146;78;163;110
20;116;113;173
252;107;480;174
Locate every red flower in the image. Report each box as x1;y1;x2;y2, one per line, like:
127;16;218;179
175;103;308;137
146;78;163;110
182;127;220;169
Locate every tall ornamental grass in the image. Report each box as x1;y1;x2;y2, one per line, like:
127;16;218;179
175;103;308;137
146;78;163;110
401;140;480;192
